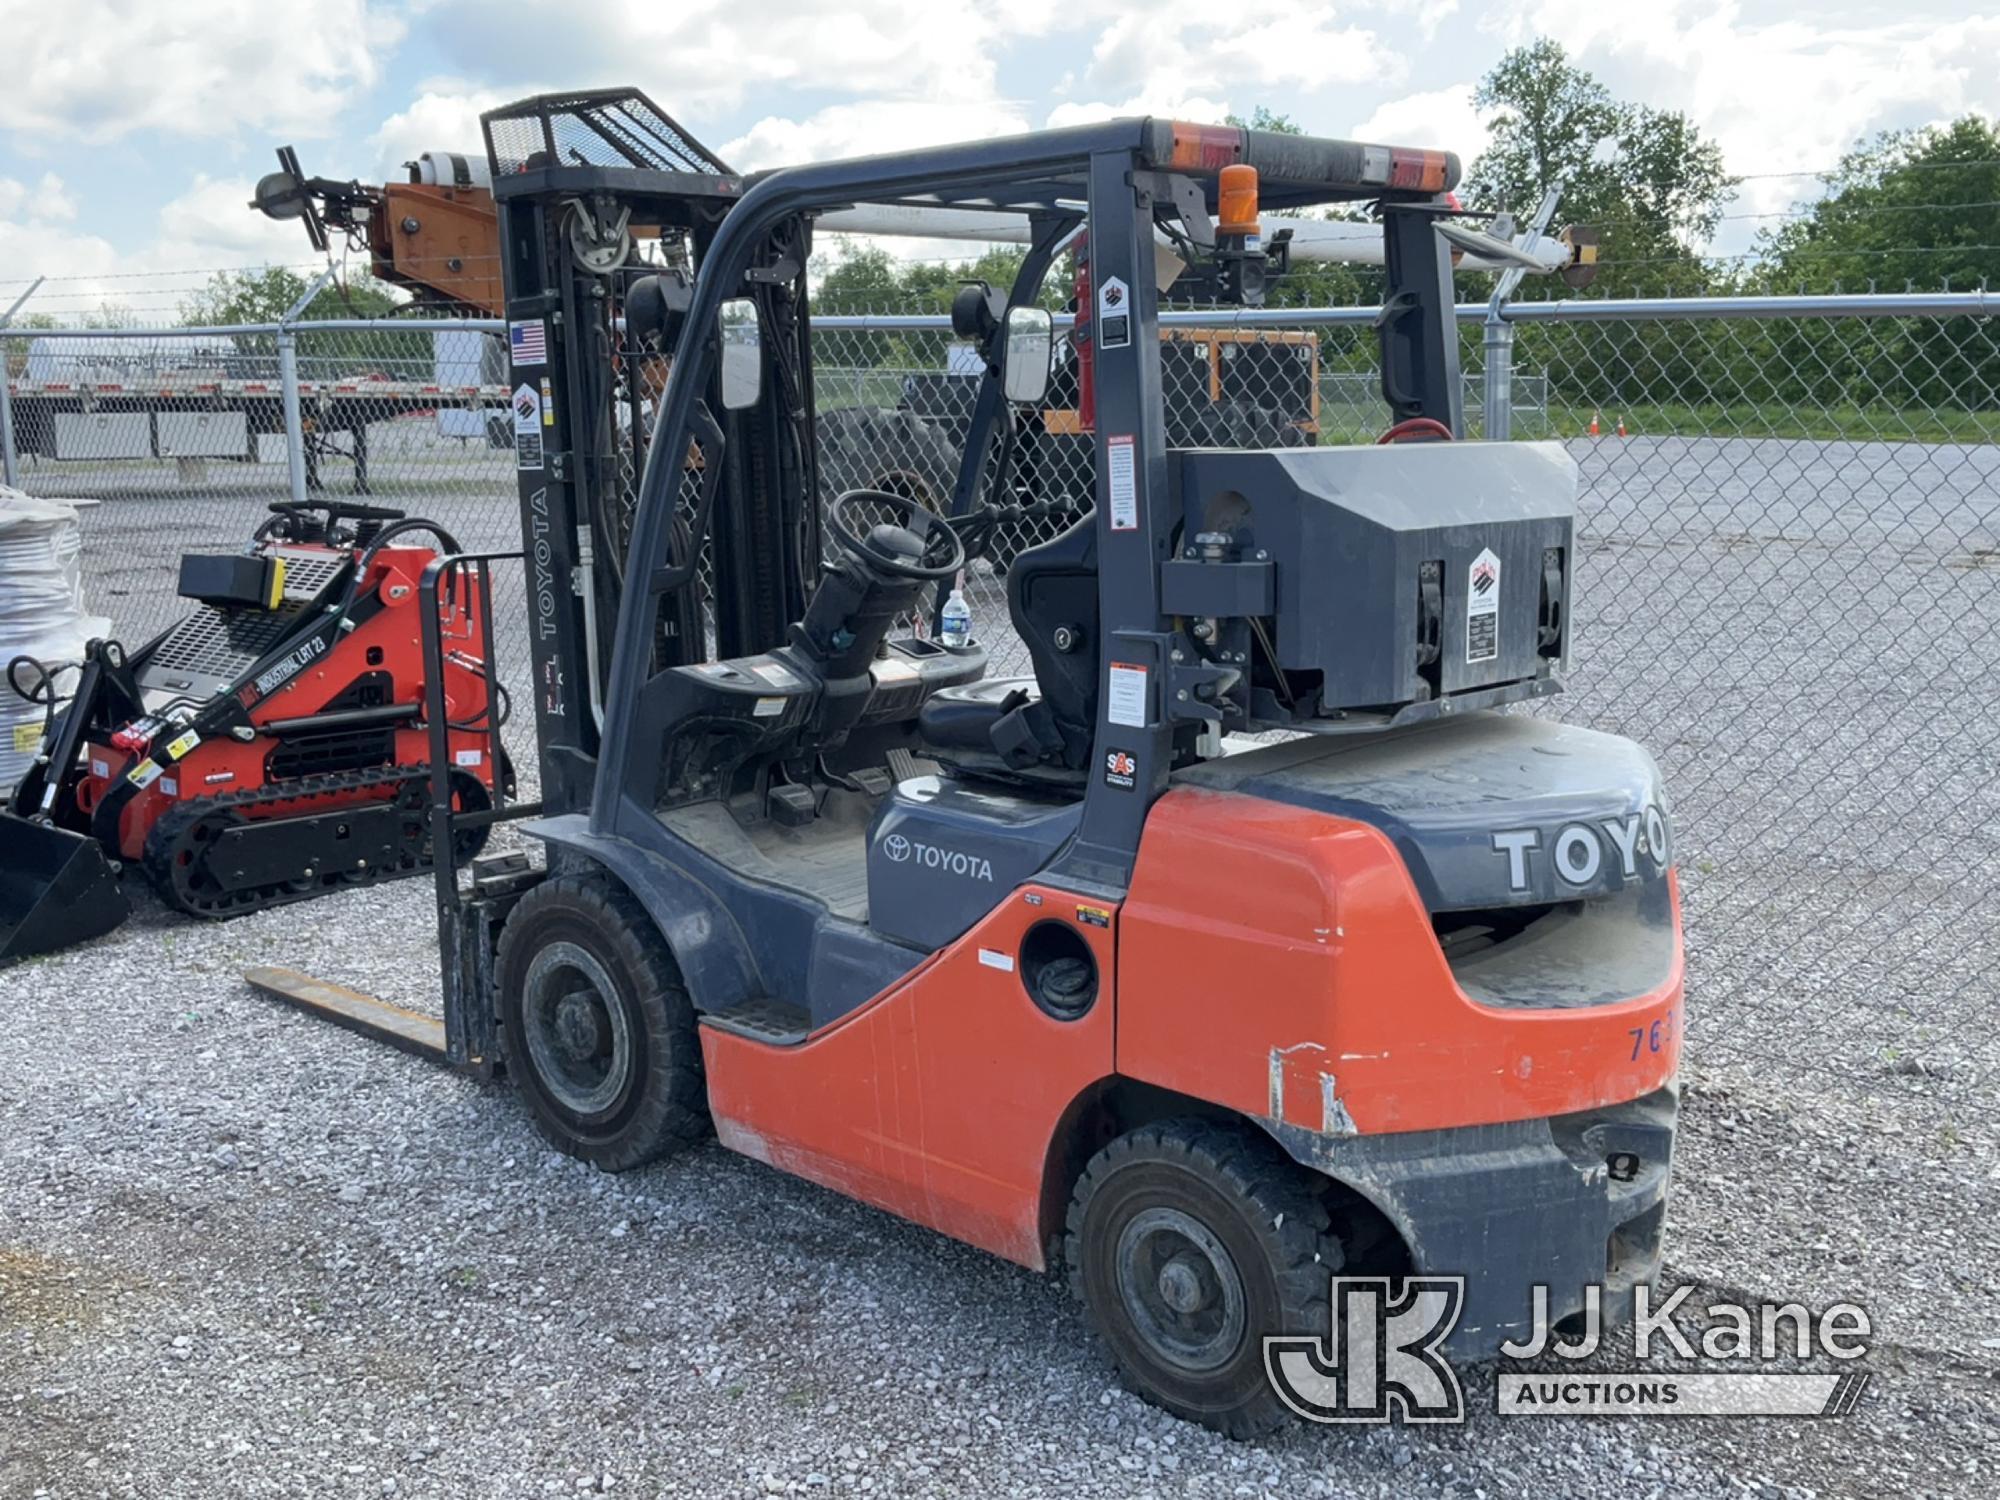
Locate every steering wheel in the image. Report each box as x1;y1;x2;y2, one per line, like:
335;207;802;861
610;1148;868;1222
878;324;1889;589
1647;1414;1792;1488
826;489;966;583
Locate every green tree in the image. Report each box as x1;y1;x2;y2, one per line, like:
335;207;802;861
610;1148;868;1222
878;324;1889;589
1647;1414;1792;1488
1751;114;2000;411
1467;39;1735;298
179;265;401;326
1223;107;1303;136
2;310;60;378
1758;115;2000;294
813;241;908;312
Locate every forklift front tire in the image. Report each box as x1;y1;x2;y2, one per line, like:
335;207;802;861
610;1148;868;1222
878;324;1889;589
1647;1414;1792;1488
1066;1120;1337;1439
496;874;710;1172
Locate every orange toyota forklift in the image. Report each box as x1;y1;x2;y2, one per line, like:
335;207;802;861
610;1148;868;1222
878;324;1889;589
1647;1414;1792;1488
263;92;1681;1435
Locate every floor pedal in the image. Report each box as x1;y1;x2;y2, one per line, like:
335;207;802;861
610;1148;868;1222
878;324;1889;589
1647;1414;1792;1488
885;748;934;785
700;996;813;1045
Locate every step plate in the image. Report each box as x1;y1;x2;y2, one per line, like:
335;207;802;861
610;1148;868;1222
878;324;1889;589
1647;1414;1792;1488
700;997;811;1046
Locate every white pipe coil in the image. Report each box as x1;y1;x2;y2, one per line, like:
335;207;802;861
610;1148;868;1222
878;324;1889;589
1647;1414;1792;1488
0;488;111;794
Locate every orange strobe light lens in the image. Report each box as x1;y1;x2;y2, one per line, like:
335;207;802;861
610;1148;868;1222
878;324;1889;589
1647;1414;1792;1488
1217;164;1260;237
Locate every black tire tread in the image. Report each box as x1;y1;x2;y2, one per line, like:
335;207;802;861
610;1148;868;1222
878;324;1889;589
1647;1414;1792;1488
496;873;709;1171
1065;1118;1337;1440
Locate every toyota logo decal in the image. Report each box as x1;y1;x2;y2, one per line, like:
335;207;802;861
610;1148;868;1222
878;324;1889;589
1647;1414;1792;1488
884;834;912;862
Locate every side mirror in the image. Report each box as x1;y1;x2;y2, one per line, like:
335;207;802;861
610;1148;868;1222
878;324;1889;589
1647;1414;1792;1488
1000;306;1053;406
719;297;761;410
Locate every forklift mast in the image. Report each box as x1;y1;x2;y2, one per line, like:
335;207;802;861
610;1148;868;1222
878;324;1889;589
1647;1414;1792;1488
480;91;822;814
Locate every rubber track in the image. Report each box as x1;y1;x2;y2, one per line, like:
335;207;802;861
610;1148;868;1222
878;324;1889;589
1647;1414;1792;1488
140;764;451;919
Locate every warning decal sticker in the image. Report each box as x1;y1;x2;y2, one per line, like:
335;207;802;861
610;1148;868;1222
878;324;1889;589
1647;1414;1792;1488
1107;434;1137;530
1467;547;1501;663
1107;662;1149;728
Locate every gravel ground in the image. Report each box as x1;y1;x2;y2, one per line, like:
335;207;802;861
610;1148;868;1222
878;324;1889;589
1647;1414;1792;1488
3;434;1998;1496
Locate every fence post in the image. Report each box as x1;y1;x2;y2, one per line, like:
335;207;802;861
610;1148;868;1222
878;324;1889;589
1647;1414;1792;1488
1482;310;1514;441
277;268;337;505
278;330;309;503
0;277;45;489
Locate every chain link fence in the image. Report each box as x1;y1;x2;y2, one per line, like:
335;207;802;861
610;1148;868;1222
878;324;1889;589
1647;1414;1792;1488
4;291;1994;1105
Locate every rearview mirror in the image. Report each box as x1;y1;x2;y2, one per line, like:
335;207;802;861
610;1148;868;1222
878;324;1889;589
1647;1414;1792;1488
719;298;761;410
1000;306;1053;406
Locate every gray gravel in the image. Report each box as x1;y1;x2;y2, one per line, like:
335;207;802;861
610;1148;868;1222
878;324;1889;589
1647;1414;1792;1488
3;434;1997;1495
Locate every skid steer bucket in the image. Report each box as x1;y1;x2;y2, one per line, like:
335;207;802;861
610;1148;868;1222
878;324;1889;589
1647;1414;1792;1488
0;816;129;966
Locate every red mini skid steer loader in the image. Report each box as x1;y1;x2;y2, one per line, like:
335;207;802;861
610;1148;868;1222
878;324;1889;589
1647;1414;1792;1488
0;499;502;964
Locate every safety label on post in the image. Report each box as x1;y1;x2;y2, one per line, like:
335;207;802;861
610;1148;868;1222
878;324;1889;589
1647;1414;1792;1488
1107;661;1149;728
1466;547;1500;663
1096;276;1131;349
1107;434;1137;530
513;383;544;471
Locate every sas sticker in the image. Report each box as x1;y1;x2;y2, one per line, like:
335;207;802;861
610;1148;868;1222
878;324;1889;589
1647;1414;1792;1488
163;729;201;760
126;758;163;789
12;722;39;754
1103;748;1137;791
1075;904;1111;929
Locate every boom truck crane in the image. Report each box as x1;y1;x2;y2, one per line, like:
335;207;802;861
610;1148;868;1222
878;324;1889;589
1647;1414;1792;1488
237;90;1679;1436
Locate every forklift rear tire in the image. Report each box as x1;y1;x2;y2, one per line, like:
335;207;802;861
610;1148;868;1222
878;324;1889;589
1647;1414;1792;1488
496;874;710;1172
1066;1120;1336;1439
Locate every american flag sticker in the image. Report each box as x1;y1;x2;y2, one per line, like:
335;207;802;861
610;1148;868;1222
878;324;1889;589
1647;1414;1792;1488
509;320;547;366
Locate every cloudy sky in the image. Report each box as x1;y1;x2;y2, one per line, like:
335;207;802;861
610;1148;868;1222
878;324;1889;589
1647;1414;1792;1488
1;0;1996;317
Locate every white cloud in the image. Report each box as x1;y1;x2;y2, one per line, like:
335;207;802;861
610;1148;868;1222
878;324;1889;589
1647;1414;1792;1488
722;97;1033;173
370;84;520;177
0;0;404;143
1078;2;1400;98
0;173;75;224
0;172;123;316
1349;84;1490;164
433;0;1013;118
154;175;314;267
0;171;324;323
1043;92;1235;131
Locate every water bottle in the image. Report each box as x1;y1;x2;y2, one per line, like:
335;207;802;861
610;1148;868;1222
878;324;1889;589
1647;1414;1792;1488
940;580;972;648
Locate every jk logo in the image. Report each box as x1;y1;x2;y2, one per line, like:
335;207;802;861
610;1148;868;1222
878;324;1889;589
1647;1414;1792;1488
1263;1277;1467;1424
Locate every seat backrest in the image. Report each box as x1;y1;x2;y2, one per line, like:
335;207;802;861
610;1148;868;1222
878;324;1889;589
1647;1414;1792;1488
1002;512;1098;768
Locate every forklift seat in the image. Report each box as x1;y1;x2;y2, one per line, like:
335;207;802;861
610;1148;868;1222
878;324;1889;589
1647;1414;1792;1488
917;512;1097;775
918;676;1040;751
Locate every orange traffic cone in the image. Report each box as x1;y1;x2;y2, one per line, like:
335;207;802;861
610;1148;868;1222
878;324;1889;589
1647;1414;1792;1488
1616;415;1628;438
1588;410;1601;437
